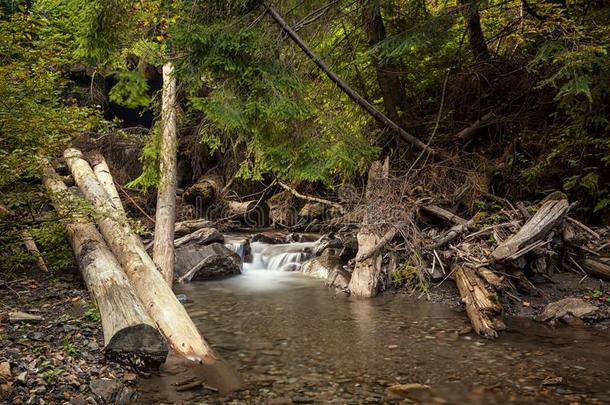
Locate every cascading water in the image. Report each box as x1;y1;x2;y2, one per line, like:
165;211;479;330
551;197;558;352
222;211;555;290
244;241;316;272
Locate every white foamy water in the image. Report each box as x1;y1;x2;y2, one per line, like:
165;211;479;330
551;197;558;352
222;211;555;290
244;241;316;272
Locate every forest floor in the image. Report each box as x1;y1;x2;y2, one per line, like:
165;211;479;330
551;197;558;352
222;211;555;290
0;270;139;405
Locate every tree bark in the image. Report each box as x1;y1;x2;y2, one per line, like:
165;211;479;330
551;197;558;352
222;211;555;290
153;62;179;285
41;161;168;366
459;0;491;62
362;0;405;123
264;3;443;159
63;148;215;364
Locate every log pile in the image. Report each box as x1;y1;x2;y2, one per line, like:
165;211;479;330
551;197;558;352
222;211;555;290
413;191;609;338
41;149;218;368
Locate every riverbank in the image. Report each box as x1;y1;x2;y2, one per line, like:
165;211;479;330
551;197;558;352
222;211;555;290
0;271;139;404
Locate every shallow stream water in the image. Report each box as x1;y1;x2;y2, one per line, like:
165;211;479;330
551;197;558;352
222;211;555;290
142;239;610;404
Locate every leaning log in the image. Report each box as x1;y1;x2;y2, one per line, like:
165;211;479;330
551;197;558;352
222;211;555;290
64;148;215;364
581;258;610;281
493;193;569;261
22;231;49;272
41;161;168;365
453;265;503;339
225;200;270;227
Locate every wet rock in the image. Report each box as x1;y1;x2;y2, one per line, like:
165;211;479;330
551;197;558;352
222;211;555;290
90;378;121;403
251;232;286;245
301;249;343;280
175;242;241;282
175;294;188;303
535;298;599;323
326;269;351;290
174;227;223;248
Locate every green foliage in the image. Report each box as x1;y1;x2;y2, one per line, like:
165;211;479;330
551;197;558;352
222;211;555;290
83;306;101;322
109;70;151;108
125;124;161;190
62;335;80;356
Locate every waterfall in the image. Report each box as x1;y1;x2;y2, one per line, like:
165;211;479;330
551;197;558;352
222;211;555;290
244;241;316;272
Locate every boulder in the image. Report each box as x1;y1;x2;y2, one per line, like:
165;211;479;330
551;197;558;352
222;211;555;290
175;243;241;282
535;298;599;323
251;231;286;245
326;268;351;290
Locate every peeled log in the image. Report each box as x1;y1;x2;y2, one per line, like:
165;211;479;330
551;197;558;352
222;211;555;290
41;162;167;365
453;265;503;339
226;200;270;227
64;148;215;364
90;152;125;214
493;194;569;261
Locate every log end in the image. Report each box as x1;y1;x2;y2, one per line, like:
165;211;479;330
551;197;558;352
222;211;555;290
106;324;169;368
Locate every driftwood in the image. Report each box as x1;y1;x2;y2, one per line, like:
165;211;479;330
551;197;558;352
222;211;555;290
581;258;610;281
493;194;569;261
9;311;42;323
175;219;216;237
421;205;475;248
21;231;49;272
64;148;216;364
453;265;504;339
226;200;270;227
41;161;168;365
174;227;223;248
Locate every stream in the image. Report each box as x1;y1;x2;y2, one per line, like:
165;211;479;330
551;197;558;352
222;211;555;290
141;237;610;404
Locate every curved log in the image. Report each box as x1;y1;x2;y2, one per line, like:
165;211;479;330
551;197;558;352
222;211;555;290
64;148;215;364
41;161;167;366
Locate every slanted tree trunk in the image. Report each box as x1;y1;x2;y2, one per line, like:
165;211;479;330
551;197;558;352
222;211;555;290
41;161;168;366
459;0;491;62
63;148;215;364
21;231;49;272
264;3;444;159
153;62;179;285
363;0;405;123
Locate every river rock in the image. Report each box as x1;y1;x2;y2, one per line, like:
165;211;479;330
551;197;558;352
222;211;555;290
251;232;286;244
175;243;241;282
301;249;343;280
385;383;431;400
535;298;599;323
326;269;351;290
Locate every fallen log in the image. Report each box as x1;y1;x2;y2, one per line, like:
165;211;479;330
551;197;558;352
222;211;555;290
183;175;223;207
174;227;223;248
41;161;167;365
225;200;270;227
175;219;216;237
453;264;504;339
89;152;125;214
493;193;569;261
21;231;49;272
278;181;345;214
581;258;610;281
421;205;475;248
64;148;215;364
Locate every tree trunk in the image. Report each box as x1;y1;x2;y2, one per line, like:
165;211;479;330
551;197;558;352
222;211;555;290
459;0;491;62
581;258;610;281
153;62;179;285
225;200;271;228
89;152;125;214
264;3;443;159
362;0;405;123
22;231;49;272
63;148;216;364
41;161;168;366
